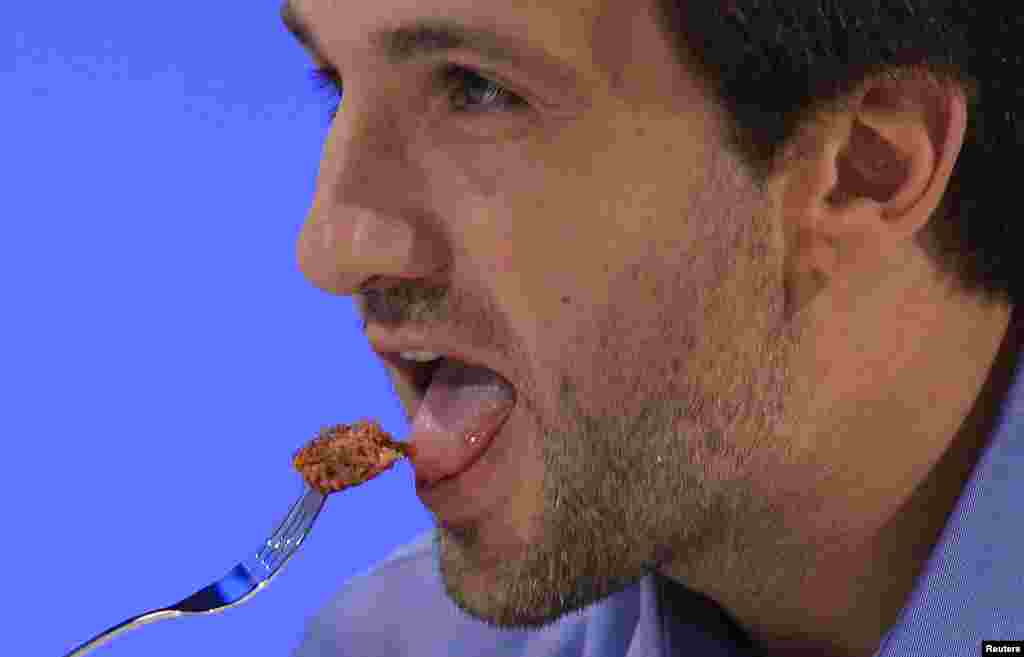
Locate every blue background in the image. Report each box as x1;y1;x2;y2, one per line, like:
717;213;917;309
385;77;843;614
4;2;434;655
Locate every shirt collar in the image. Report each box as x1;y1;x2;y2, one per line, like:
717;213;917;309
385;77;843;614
876;331;1024;654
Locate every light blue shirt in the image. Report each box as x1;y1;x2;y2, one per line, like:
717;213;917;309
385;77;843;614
295;356;1024;656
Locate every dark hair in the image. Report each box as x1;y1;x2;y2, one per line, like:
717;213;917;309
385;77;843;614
655;1;1021;306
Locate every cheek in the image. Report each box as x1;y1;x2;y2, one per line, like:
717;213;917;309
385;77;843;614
452;153;507;201
421;139;534;202
423;144;588;298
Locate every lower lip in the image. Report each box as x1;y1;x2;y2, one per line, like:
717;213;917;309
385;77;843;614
415;399;520;526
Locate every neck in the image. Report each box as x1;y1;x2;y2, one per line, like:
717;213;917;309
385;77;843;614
759;301;1022;657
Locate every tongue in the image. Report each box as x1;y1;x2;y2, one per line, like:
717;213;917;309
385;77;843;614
407;358;516;487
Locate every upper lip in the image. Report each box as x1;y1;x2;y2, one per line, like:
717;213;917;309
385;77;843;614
366;328;511;385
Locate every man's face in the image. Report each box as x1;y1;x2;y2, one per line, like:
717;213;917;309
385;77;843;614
295;0;806;628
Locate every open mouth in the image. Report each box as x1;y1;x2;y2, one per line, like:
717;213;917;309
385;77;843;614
375;348;519;487
400;357;445;401
379;352;447;405
411;357;446;396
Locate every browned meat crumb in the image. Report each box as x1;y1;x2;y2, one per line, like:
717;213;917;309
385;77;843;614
293;419;414;495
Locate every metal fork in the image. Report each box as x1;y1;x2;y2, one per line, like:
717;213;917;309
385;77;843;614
62;484;327;657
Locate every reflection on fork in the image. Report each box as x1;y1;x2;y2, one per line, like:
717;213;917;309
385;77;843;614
62;484;327;657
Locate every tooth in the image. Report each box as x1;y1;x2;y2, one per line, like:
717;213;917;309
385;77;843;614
400;351;444;362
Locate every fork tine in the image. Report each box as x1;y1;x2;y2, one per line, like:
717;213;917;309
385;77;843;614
276;505;310;551
281;499;310;539
258;486;324;571
278;507;313;553
256;489;308;562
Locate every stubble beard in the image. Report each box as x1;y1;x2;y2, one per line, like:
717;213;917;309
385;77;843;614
435;199;808;631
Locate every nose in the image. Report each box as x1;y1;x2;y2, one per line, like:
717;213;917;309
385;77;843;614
296;109;448;296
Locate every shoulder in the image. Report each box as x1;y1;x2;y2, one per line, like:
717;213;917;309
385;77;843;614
294;529;543;657
293;529;660;657
293;528;438;656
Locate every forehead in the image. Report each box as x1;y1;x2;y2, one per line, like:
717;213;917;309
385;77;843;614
290;0;705;120
294;0;614;73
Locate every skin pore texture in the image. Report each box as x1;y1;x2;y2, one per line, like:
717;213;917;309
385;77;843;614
292;0;1022;655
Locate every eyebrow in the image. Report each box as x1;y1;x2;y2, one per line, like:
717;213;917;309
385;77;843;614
280;0;587;93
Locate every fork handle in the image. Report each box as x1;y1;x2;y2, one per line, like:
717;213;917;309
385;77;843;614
62;609;183;657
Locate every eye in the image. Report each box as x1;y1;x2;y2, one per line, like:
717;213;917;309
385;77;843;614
307;64;528;125
309;66;342;123
440;65;528;115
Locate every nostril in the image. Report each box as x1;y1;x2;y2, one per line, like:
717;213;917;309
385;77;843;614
359;276;385;292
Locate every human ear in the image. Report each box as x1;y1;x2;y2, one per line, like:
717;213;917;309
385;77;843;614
777;70;968;312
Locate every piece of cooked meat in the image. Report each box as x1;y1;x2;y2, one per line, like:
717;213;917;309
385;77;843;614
293;419;414;495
